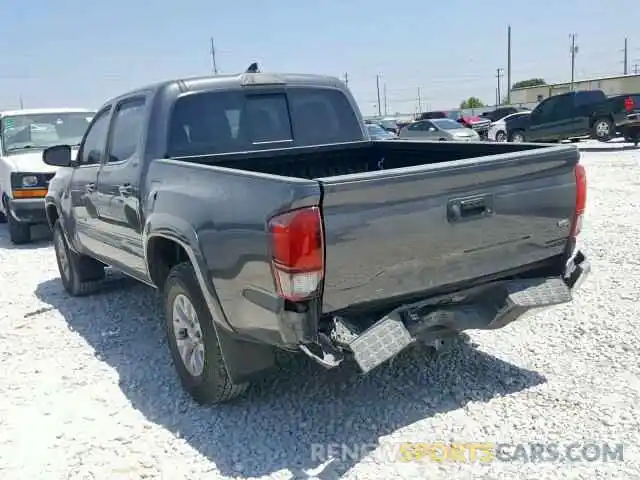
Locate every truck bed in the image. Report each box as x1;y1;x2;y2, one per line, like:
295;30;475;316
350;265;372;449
173;140;578;314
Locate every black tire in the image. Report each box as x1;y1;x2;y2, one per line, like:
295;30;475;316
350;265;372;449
570;138;580;143
509;130;525;142
439;138;446;141
591;117;614;142
53;220;105;296
495;131;507;142
163;262;249;405
7;214;31;244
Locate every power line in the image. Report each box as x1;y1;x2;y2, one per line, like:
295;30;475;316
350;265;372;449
570;33;578;90
375;75;382;117
210;37;219;75
496;68;504;106
507;25;512;104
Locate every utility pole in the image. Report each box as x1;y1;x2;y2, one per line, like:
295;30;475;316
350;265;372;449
383;83;388;116
570;33;578;91
210;37;219;75
19;96;24;109
635;64;639;75
376;75;382;117
623;38;629;75
344;72;349;86
496;68;504;106
507;25;512;104
417;87;422;112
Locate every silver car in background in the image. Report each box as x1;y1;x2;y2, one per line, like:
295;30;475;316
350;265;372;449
398;118;481;141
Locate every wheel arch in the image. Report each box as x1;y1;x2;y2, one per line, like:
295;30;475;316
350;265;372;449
144;221;275;384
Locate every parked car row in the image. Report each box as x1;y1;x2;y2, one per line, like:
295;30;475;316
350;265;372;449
0;66;591;407
368;90;640;146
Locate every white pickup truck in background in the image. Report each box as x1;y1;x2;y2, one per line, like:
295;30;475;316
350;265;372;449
0;108;94;244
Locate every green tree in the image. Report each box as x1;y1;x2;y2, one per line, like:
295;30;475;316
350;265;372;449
512;78;546;89
460;97;485;109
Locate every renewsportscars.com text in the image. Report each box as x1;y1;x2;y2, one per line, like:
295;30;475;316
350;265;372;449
310;442;624;464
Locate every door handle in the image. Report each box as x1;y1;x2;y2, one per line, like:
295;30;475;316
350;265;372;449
118;184;134;196
447;194;494;223
85;182;96;193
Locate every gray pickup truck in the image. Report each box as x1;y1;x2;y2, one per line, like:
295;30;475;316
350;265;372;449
42;67;590;405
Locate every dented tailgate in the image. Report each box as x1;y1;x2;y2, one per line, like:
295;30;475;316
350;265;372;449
317;145;579;313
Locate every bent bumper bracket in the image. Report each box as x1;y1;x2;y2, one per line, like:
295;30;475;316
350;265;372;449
330;250;591;374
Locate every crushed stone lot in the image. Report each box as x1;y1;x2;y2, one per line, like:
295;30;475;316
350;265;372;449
1;140;639;480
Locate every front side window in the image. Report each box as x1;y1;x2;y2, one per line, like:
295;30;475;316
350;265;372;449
1;111;95;154
77;108;111;165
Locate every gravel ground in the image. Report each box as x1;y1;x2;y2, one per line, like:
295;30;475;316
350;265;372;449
1;140;639;480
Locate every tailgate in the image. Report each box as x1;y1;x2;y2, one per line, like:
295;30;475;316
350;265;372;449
318;145;578;313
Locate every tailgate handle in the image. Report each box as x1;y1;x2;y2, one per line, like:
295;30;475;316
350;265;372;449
447;195;494;223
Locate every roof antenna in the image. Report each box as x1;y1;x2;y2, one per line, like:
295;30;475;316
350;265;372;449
246;62;260;73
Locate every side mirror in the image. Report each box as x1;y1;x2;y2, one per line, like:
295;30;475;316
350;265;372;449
43;145;73;167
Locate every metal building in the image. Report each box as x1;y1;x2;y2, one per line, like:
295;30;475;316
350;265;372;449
509;74;640;104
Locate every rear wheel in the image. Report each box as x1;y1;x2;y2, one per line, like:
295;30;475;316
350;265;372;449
510;130;525;142
163;262;249;405
53;220;105;296
592;117;614;142
495;131;507;142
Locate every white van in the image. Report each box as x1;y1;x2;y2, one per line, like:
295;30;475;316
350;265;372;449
0;108;95;244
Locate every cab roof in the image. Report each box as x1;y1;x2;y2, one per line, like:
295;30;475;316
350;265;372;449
106;72;345;104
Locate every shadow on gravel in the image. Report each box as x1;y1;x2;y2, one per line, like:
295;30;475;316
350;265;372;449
0;224;53;250
36;277;546;479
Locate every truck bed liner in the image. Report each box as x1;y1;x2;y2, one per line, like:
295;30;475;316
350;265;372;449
181;140;545;179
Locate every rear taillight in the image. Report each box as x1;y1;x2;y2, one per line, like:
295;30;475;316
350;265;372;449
571;163;587;238
268;206;324;301
624;96;635;112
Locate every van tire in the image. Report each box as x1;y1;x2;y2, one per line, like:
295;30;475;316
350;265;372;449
8;215;31;244
163;262;249;405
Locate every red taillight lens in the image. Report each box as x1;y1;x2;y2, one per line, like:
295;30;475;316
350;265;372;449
624;96;635;112
268;206;324;301
571;163;587;238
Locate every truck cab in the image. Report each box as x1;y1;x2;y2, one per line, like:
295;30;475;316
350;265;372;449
507;90;640;143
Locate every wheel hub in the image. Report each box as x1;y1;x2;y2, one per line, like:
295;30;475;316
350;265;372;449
596;121;610;137
172;293;205;377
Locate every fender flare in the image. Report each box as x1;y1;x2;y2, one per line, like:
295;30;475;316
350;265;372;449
144;214;275;383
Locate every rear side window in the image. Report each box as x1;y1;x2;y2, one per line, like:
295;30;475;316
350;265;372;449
287;88;362;145
167;87;362;157
574;91;606;107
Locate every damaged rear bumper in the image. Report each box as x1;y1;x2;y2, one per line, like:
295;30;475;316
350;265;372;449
304;250;591;373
